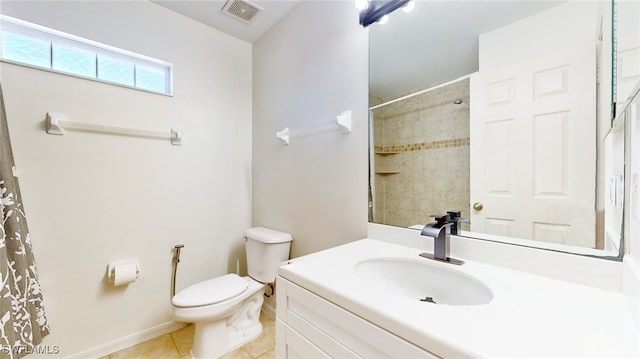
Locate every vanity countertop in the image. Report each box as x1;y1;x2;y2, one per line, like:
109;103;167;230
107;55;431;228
278;238;639;358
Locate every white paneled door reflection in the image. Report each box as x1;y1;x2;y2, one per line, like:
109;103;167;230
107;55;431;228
470;42;596;248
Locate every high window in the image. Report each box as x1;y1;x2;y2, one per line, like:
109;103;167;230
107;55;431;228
0;15;173;95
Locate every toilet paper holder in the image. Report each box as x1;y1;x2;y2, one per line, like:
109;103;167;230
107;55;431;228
107;258;140;285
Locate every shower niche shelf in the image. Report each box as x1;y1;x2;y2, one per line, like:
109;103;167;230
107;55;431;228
375;170;400;175
374;150;401;156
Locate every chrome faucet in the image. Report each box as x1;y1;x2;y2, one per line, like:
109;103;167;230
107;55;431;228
419;214;464;265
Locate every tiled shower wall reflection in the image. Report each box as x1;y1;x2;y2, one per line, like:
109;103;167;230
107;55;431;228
371;79;470;227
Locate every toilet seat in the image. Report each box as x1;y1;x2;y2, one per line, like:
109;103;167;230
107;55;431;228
172;273;248;308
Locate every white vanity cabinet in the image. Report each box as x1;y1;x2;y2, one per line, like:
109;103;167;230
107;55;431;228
275;276;439;358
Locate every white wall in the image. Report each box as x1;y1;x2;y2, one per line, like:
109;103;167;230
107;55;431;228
616;0;640;104
618;2;640;335
479;1;600;71
0;1;252;357
623;90;640;336
252;1;369;259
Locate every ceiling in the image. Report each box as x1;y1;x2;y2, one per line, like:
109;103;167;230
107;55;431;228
152;0;299;43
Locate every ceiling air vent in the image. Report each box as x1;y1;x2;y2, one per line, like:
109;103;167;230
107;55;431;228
221;0;263;24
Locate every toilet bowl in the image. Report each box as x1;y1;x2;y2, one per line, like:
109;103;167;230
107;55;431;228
171;274;265;358
171;227;292;359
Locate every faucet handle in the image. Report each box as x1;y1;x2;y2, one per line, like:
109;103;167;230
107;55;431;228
429;214;451;228
447;211;461;220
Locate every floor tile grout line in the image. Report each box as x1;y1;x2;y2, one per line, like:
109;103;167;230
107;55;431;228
168;331;182;358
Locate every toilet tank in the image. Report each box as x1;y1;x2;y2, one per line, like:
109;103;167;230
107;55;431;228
244;227;293;283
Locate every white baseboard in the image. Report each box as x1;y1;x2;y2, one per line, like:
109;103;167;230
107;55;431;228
65;321;186;359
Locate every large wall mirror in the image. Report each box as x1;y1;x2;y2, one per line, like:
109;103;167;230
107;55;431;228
369;0;639;256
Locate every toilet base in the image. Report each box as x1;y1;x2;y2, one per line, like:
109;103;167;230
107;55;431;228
190;287;265;359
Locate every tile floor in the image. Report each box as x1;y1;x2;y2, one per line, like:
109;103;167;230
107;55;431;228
101;312;275;359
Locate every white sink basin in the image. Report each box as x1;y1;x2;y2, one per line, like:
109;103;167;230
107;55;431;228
354;258;493;306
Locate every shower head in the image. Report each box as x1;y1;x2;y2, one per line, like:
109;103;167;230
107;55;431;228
453;99;470;105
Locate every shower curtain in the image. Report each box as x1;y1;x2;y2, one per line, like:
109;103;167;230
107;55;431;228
0;83;49;358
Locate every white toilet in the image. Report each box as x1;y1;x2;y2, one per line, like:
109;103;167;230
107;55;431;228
171;227;292;359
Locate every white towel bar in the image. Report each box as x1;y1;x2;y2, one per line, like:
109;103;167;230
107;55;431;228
45;112;182;146
276;110;351;145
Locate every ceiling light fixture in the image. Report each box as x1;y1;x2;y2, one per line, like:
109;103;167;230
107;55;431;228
402;0;415;13
358;0;411;28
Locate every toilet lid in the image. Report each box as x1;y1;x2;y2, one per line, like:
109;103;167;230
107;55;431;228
172;273;248;308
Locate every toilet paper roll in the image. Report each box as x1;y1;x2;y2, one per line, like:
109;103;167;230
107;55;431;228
112;262;138;286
